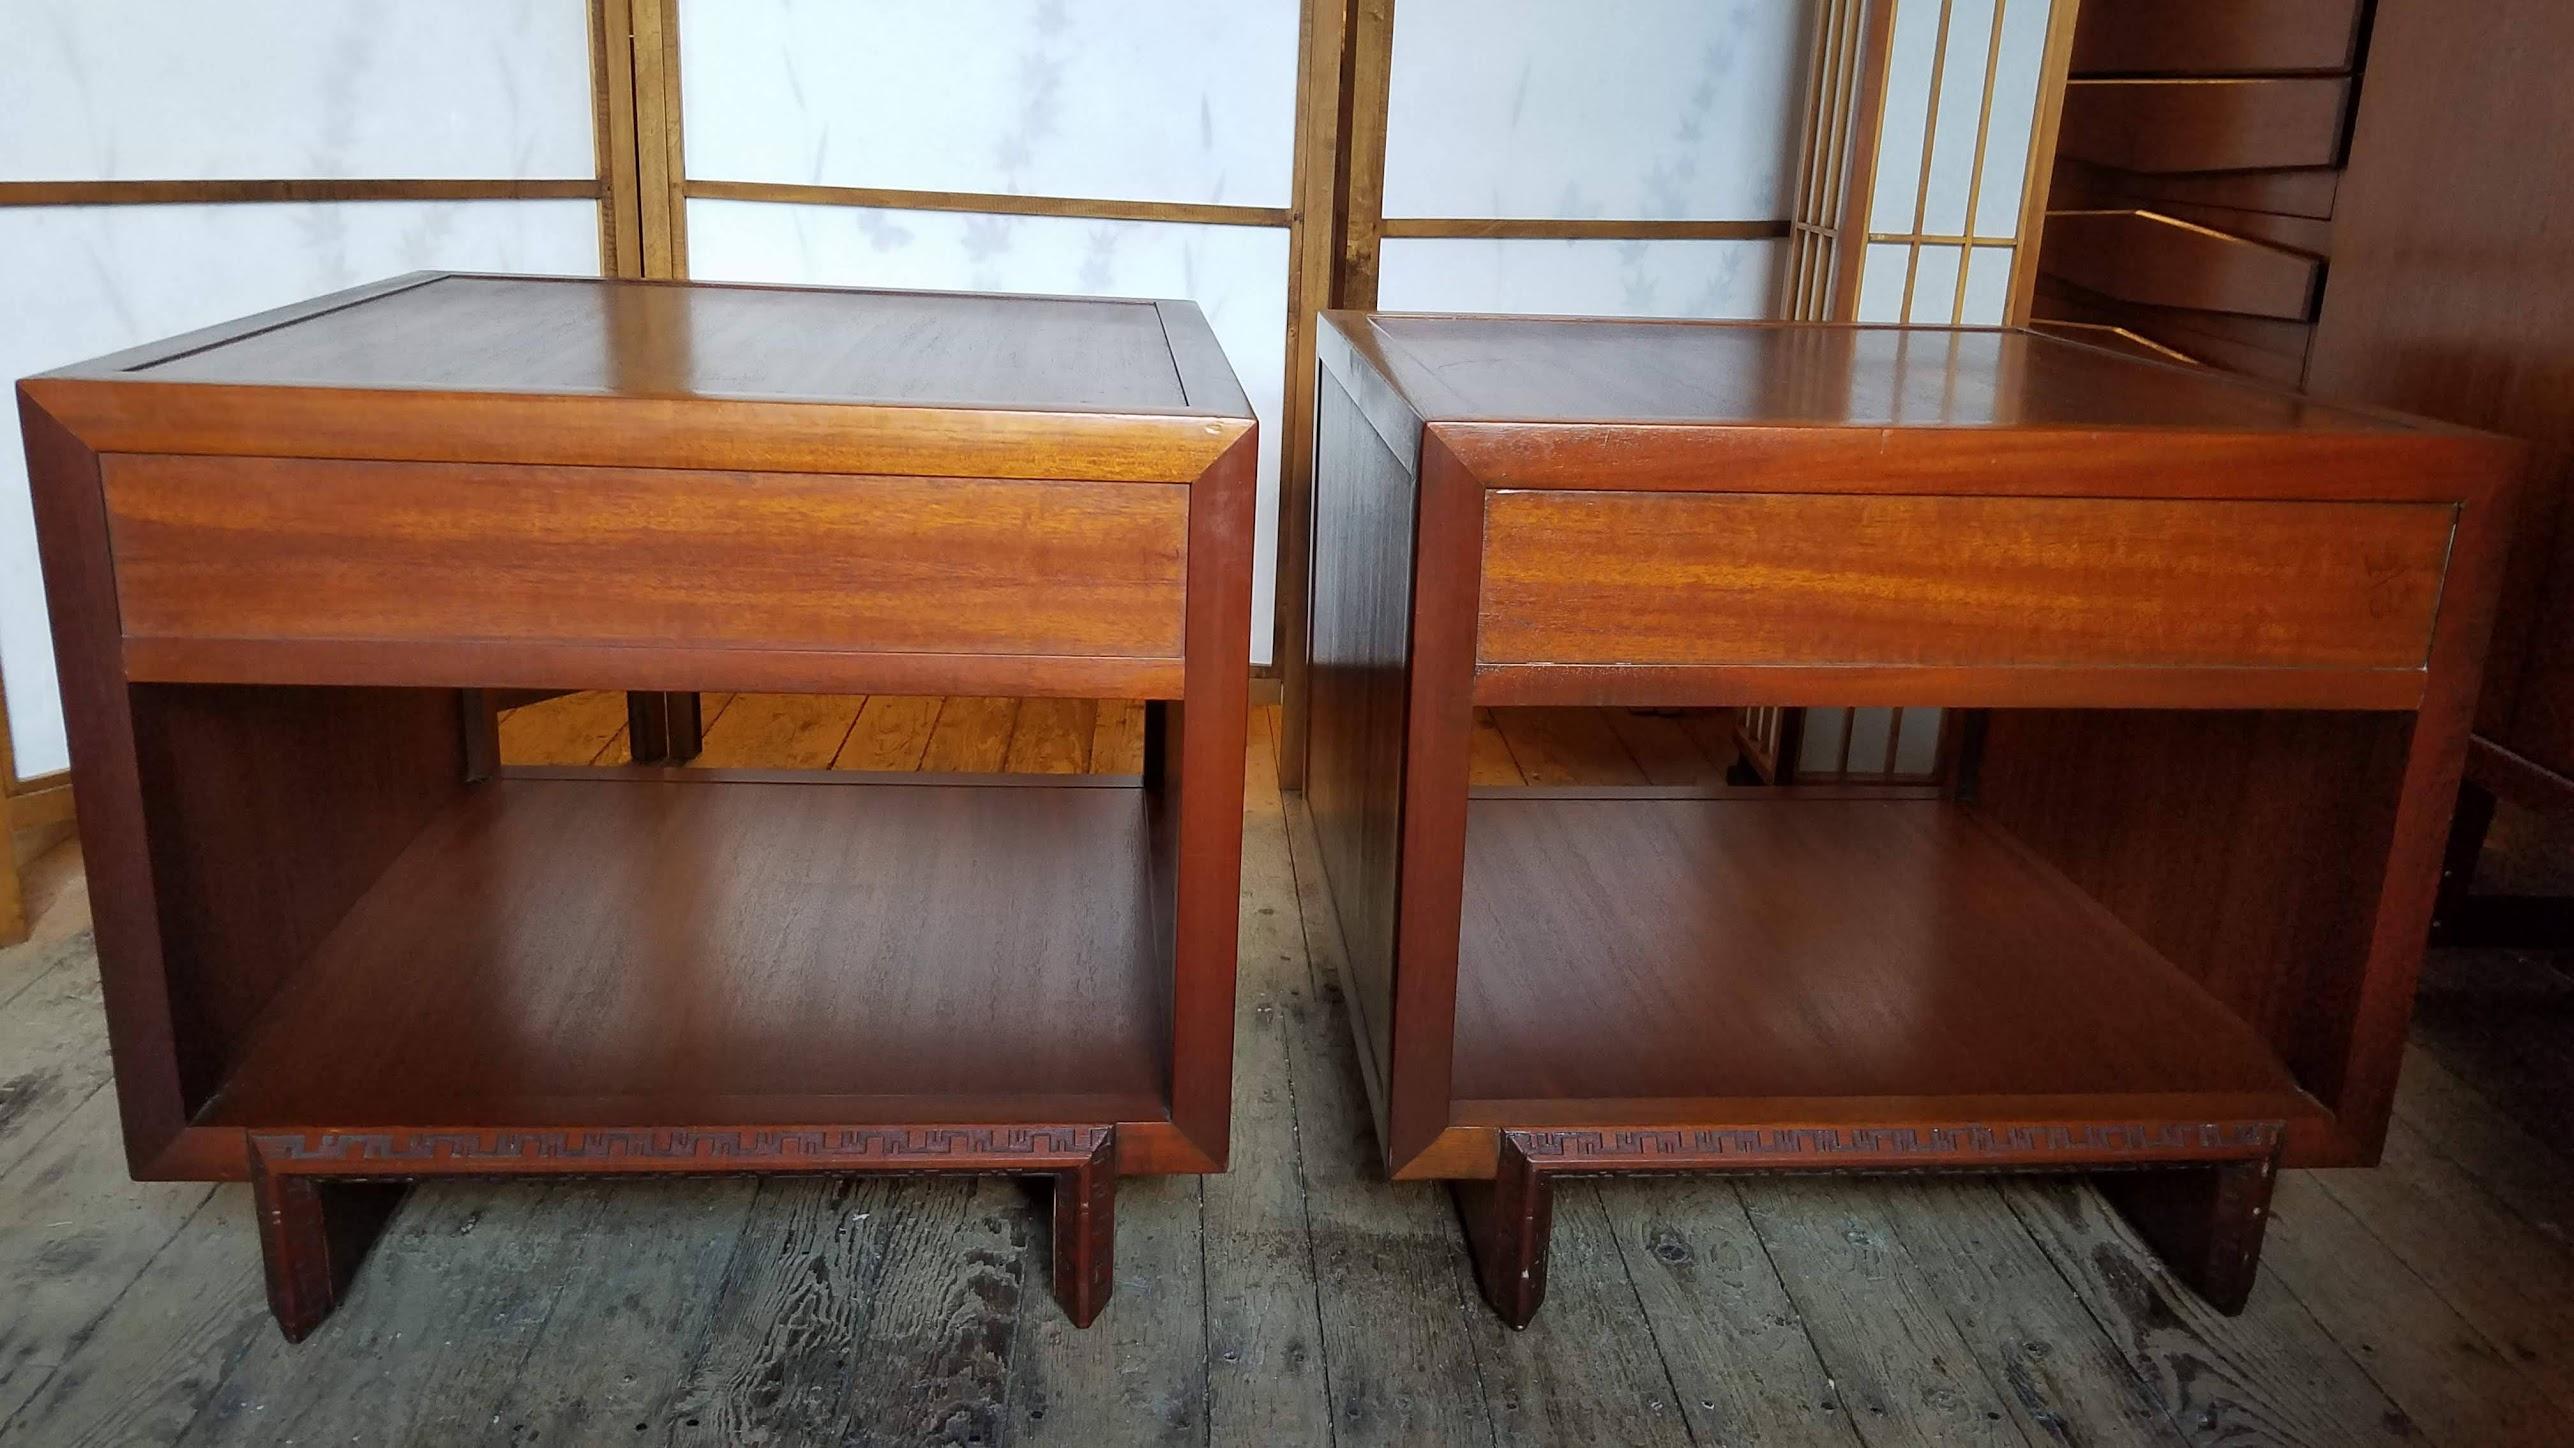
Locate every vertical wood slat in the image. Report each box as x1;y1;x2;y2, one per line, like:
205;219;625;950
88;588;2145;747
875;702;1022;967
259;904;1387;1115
1809;0;1861;317
1899;0;1961;324
2008;0;2085;323
587;0;645;278
1784;0;1899;323
1336;0;1398;312
628;0;689;280
1829;0;1899;320
1276;0;1355;791
1782;0;1839;318
1951;0;2014;323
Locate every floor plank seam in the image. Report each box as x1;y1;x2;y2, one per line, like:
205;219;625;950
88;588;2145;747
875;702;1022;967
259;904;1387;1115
1971;1178;2201;1447
0;936;75;1014
1195;1171;1215;1448
1270;866;1343;1448
1593;1180;1712;1448
2402;1037;2574;1214
1884;1180;2165;1447
2297;1160;2567;1418
1729;1180;1864;1439
1;1169;222;1442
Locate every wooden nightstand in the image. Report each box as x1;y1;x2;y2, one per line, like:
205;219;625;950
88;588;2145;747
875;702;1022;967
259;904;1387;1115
18;273;1256;1339
1298;315;2519;1326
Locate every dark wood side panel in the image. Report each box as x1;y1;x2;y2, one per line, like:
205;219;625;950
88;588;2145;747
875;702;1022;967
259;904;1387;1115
128;685;468;1115
1478;491;2452;673
1973;709;2410;1139
20;392;190;1173
2035;278;2314;386
2058;79;2351;175
2040;211;2322;321
1303;369;1418;1135
102;455;1189;663
2070;0;2365;76
2308;0;2574;785
2051;157;2342;223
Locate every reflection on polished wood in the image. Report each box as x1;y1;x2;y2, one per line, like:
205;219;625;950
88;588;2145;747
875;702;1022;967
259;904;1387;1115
202;775;1169;1129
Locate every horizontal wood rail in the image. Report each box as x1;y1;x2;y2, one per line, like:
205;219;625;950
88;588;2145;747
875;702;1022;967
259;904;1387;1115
685;179;1292;229
0;179;603;207
1378;217;1792;241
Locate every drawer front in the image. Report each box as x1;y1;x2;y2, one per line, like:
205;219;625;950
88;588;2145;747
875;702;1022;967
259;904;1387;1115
104;455;1188;660
1478;491;2454;672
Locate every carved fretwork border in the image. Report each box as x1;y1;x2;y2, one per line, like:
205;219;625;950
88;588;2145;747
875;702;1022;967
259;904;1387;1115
249;1124;1113;1178
1507;1121;2284;1174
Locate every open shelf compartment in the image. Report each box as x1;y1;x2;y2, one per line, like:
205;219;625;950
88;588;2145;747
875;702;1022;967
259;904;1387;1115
1450;792;2320;1131
197;770;1173;1133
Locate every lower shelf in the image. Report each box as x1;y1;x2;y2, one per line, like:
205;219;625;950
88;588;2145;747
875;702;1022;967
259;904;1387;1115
200;773;1170;1132
1453;794;2318;1130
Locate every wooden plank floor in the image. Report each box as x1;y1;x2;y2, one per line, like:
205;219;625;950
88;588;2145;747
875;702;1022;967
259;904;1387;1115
2;696;2570;1445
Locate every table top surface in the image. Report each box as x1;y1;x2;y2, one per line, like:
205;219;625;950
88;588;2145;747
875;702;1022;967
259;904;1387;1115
1324;312;2426;434
59;273;1248;416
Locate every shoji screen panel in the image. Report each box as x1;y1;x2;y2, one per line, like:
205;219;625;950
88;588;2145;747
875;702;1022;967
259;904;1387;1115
1364;0;1810;318
0;0;612;781
1852;0;2076;327
671;0;1305;666
1778;0;2079;781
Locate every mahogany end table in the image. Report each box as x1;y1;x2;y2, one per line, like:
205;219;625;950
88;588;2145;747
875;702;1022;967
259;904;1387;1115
1297;314;2518;1326
20;273;1255;1338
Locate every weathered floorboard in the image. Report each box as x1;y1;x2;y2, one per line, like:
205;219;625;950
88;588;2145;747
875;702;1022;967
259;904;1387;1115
922;697;1021;773
1002;1173;1206;1447
1459;1180;1696;1448
0;1186;266;1448
1199;709;1336;1443
1002;698;1095;775
1600;1177;1861;1447
688;693;862;770
1741;1179;2032;1448
0;935;113;1179
2000;1175;2424;1446
0;1088;215;1427
479;1178;762;1444
3;703;2570;1447
2303;1118;2574;1415
172;1180;615;1446
1280;795;1499;1448
497;690;636;766
1875;1179;2189;1447
2261;1169;2562;1444
833;695;943;772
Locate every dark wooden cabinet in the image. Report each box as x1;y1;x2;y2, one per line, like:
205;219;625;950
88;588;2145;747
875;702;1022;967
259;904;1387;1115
17;273;1257;1339
2035;0;2574;938
2306;0;2574;837
1296;314;2519;1326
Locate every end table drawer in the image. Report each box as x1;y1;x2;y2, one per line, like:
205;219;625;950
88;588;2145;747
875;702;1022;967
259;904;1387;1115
1478;491;2454;672
101;455;1189;663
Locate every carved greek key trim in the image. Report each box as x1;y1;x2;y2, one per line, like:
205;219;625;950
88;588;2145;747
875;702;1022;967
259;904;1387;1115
249;1124;1112;1176
1507;1120;2282;1172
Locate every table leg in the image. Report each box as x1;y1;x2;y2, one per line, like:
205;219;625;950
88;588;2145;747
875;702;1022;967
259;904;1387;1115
2097;1151;2282;1315
1050;1135;1118;1327
626;691;704;764
1454;1134;1553;1329
248;1157;408;1342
